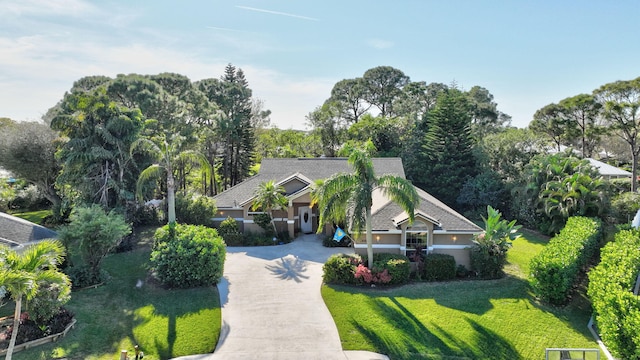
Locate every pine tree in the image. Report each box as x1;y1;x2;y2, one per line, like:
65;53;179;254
419;89;477;207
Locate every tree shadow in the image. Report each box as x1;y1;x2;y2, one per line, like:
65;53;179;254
265;256;310;283
351;297;519;359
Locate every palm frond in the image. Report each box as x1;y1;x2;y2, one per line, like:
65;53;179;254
136;164;165;201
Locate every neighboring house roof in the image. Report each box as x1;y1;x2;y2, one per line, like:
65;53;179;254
0;212;57;248
586;158;632;178
370;187;482;232
214;157;406;208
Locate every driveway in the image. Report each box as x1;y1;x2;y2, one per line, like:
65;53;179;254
173;234;388;360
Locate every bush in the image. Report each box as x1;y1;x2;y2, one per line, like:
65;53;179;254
530;216;601;305
58;205;131;285
610;192;640;225
218;216;243;246
587;229;640;359
65;265;109;289
26;281;71;325
323;254;361;285
253;213;275;237
423;253;456;281
471;206;521;279
175;193;217;227
372;253;411;285
125;202;161;226
322;235;351;247
150;223;226;288
323;253;410;286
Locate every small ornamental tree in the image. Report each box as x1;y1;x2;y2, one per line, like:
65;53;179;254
58;205;131;285
471;205;521;279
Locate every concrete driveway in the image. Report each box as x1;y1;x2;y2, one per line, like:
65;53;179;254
173;234;388;360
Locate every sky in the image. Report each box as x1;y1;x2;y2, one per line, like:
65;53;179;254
1;0;639;130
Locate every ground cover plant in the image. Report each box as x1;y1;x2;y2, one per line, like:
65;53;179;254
5;227;221;360
322;229;600;359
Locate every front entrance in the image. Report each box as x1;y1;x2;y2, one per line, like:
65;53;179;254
299;206;313;234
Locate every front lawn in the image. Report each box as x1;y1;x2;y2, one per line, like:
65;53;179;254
10;227;221;360
322;230;600;359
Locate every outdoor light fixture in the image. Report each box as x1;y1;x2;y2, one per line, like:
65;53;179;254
376;235;380;242
451;235;457;241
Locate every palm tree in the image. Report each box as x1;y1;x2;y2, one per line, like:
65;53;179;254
251;180;288;235
132;134;212;224
0;240;69;360
312;149;419;269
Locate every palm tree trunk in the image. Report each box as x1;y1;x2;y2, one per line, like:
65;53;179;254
167;171;176;224
270;210;278;237
6;295;22;360
366;207;374;269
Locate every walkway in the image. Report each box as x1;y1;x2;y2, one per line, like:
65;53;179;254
172;234;388;360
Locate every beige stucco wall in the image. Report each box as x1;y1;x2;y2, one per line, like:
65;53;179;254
432;248;471;269
432;233;474;246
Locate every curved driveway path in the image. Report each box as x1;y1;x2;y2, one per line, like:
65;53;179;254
174;234;388;360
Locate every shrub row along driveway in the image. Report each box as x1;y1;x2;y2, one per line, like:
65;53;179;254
172;234;388;360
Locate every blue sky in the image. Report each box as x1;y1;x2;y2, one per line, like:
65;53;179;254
1;0;638;130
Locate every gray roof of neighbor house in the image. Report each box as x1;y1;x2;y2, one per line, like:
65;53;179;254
586;158;632;178
0;212;57;248
370;187;482;232
214;157;406;208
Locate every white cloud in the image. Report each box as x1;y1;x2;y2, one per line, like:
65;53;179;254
0;0;98;17
366;38;394;50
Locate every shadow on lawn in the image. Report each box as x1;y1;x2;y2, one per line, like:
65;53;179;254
352;297;519;359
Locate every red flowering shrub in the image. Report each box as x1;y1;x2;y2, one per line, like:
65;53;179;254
354;264;392;284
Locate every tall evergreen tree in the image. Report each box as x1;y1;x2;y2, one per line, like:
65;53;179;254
418;89;476;208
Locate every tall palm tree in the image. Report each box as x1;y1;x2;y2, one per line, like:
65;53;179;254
132;134;212;224
251;180;288;235
0;240;69;360
312;149;419;268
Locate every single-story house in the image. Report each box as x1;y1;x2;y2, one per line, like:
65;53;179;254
0;212;57;250
213;157;482;267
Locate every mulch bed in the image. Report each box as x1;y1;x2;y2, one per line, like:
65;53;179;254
0;308;74;351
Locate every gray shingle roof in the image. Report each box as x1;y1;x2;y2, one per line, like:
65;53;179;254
370;187;482;232
0;212;57;248
214;157;406;208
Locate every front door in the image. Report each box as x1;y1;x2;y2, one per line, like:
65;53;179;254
299;206;313;234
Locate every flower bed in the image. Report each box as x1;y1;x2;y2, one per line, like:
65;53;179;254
0;309;76;356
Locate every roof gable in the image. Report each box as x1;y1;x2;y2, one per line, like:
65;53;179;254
0;212;57;248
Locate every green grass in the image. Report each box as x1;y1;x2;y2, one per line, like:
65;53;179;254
322;229;600;360
10;210;52;225
12;227;221;360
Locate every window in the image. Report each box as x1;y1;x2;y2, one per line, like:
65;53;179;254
406;221;429;256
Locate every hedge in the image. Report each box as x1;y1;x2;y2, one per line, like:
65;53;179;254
424;253;456;281
587;230;640;359
323;253;411;286
529;216;601;305
150;223;226;288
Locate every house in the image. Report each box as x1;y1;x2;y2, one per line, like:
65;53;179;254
585;158;632;180
213;157;482;267
0;212;57;249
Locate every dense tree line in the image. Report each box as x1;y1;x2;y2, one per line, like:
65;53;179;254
0;65;265;222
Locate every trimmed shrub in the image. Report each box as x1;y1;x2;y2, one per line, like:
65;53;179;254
323;253;361;285
610;192;640;225
372;254;411;285
423;253;456;281
150;223;226;288
218;216;243;246
529;216;601;305
587;230;640;359
175;193;217;227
